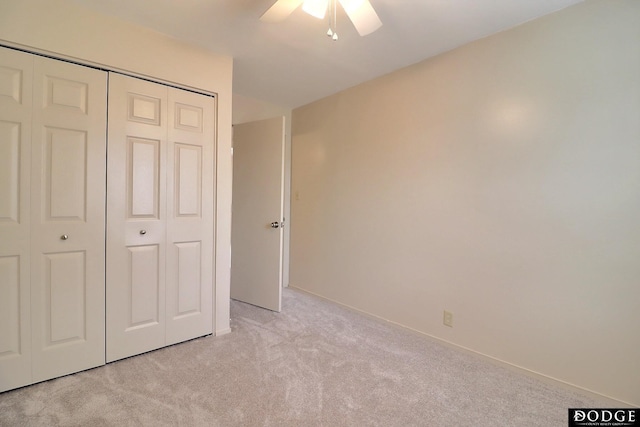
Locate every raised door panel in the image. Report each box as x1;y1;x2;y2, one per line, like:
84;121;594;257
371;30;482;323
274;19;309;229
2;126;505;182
0;121;21;224
165;88;214;345
175;144;202;217
0;63;24;103
0;256;21;355
106;73;167;362
0;47;32;392
30;56;106;382
128;245;161;327
175;241;202;315
43;127;87;221
0;253;30;392
129;137;161;218
43;252;87;344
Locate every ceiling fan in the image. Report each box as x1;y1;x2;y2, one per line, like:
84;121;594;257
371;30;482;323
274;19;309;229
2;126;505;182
261;0;382;40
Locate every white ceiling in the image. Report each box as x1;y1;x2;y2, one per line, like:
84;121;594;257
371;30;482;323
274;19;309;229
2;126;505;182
71;0;582;108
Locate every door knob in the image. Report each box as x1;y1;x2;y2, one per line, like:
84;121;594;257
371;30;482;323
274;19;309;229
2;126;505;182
140;230;147;235
270;222;280;229
60;234;69;240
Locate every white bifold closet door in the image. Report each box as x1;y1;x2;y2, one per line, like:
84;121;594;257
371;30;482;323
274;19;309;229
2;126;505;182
0;47;107;392
106;73;214;362
30;54;107;382
0;47;33;392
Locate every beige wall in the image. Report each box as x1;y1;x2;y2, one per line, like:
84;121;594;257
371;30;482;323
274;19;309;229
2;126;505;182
0;0;233;334
291;0;640;405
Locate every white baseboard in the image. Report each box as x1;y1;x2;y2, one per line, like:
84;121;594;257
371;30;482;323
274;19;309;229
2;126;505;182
215;327;232;336
289;285;635;408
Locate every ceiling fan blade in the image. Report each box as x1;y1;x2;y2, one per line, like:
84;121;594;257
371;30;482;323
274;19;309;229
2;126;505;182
338;0;382;36
260;0;304;23
302;0;329;19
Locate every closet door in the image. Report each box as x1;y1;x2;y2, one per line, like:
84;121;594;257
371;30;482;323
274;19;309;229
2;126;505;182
0;47;33;392
106;74;167;362
165;88;215;345
106;74;214;362
1;48;106;390
30;57;107;382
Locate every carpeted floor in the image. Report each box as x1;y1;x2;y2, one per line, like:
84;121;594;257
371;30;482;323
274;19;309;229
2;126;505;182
0;288;608;426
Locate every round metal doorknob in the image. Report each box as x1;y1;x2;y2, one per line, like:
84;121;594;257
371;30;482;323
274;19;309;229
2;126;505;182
60;234;69;240
140;230;147;235
270;222;280;229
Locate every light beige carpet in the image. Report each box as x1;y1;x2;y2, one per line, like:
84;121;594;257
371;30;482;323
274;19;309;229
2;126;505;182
0;288;606;426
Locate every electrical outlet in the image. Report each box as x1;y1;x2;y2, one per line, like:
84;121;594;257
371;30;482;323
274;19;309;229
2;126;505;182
443;310;453;327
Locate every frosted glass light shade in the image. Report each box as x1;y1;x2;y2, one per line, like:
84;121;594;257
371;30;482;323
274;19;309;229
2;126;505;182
302;0;330;19
261;0;304;22
339;0;382;36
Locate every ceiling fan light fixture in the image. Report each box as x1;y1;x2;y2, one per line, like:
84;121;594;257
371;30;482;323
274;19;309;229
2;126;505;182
338;0;365;11
339;0;382;36
260;0;304;23
261;0;381;39
302;0;330;19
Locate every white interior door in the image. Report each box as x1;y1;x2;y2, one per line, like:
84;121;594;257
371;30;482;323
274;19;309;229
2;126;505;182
107;73;215;362
0;47;33;392
165;88;215;345
231;116;285;312
30;56;107;382
107;74;168;362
